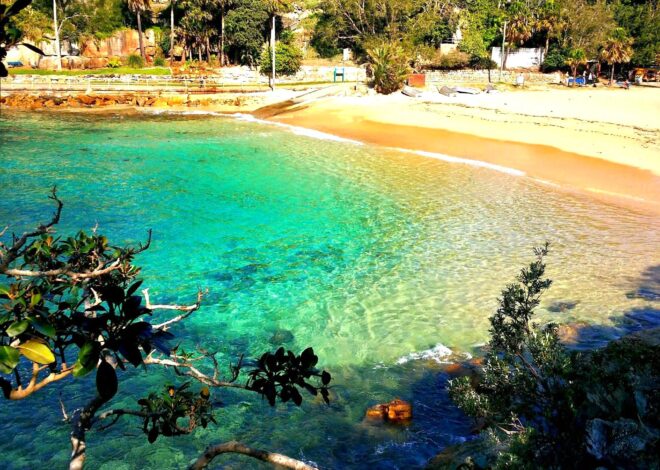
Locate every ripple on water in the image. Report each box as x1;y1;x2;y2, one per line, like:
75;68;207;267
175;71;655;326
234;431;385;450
0;111;658;469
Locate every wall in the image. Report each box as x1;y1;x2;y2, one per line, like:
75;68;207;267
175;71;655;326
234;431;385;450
491;47;545;70
425;69;560;84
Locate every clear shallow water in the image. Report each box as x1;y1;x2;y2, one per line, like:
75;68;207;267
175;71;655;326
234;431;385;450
0;111;658;469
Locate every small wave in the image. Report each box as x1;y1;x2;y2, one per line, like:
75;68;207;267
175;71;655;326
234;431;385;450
234;114;364;144
396;344;454;365
394;148;526;176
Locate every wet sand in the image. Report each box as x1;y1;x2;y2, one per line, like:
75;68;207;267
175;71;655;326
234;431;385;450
267;91;660;215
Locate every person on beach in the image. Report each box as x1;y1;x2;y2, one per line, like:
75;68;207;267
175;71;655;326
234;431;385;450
516;72;525;88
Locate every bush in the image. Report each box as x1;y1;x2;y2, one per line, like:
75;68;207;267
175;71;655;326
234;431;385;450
366;42;410;94
153;56;166;67
448;244;660;468
542;47;569;72
423;50;470;70
107;57;122;68
469;55;497;70
259;42;303;77
127;54;145;69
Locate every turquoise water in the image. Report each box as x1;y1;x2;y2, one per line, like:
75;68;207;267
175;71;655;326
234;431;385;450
0;111;658;469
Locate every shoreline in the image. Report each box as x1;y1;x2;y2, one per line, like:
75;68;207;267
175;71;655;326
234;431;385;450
2;87;659;215
264;91;660;216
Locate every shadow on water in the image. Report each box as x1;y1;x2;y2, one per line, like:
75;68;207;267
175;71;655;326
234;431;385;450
561;264;660;350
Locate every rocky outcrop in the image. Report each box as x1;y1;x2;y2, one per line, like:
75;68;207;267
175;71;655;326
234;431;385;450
80;29;156;61
365;399;413;423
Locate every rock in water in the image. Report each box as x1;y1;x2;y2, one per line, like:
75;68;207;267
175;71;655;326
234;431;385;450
268;329;294;345
365;399;412;424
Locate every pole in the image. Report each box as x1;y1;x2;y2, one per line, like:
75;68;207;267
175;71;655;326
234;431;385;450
271;15;276;91
499;20;507;82
170;0;175;65
52;0;62;71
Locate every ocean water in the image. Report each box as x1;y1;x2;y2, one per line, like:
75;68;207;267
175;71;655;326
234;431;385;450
0;111;658;469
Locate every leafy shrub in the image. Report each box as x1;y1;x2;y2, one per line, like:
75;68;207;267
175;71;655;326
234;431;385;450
259;42;303;77
469;55;497;70
107;57;122;68
542;47;568;72
127;54;145;69
153;56;166;67
436;50;470;70
366;42;410;94
448;244;660;468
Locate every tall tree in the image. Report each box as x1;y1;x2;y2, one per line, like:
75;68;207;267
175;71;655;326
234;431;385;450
127;0;151;59
601;27;633;85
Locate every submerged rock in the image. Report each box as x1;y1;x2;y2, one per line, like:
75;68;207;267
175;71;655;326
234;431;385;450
547;300;579;313
365;399;412;424
268;328;294;345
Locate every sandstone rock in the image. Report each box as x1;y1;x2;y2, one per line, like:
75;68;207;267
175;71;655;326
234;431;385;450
365;399;412;424
78;94;95;105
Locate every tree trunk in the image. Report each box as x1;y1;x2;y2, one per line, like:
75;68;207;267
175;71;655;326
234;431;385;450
206;37;211;63
609;63;615;86
198;46;202;62
270;15;276;90
220;8;225;66
170;0;175;64
189;441;317;470
137;11;146;60
52;0;62;71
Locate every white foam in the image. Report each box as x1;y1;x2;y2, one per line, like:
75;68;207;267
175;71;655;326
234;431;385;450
396;343;454;365
394;148;526;176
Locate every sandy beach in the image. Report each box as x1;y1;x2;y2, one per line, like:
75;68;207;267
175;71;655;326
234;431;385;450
266;86;660;215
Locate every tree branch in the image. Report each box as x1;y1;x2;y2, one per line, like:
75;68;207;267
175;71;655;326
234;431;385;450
9;366;73;400
145;288;205;330
189;440;317;470
144;356;247;390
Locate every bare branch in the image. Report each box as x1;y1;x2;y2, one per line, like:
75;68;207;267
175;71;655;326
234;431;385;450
0;188;62;270
144;356;247;390
147;288;206;330
9;366;74;400
189;441;317;470
2;259;122;280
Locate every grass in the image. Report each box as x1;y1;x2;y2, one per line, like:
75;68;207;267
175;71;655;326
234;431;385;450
9;67;172;76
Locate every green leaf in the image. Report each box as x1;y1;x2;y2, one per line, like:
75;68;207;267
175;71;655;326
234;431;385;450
17;340;55;364
0;345;20;374
28;317;56;339
96;360;118;400
73;342;98;377
30;292;42;307
0;285;10;298
6;319;29;337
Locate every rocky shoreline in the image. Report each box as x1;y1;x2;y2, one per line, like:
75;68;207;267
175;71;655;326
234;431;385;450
0;92;251;110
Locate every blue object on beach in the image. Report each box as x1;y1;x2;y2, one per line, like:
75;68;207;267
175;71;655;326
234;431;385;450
568;76;586;86
7;61;24;68
333;67;345;82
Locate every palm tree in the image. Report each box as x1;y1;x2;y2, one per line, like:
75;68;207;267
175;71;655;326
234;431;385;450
600;28;634;86
502;10;533;70
127;0;151;60
565;48;587;86
215;0;235;66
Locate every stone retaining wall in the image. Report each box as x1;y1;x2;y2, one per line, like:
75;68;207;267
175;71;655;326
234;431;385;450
425;70;560;84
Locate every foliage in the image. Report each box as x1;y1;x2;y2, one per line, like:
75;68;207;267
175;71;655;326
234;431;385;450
600;27;634;66
469;54;497;70
433;50;470;70
137;382;215;443
448;245;660;468
153;55;165;67
366;41;409;94
0;192;333;467
258;41;302;76
224;0;269;66
613;0;659;66
541;46;568;72
107;56;122;68
565;47;587;78
127;53;145;68
1;0;42;77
